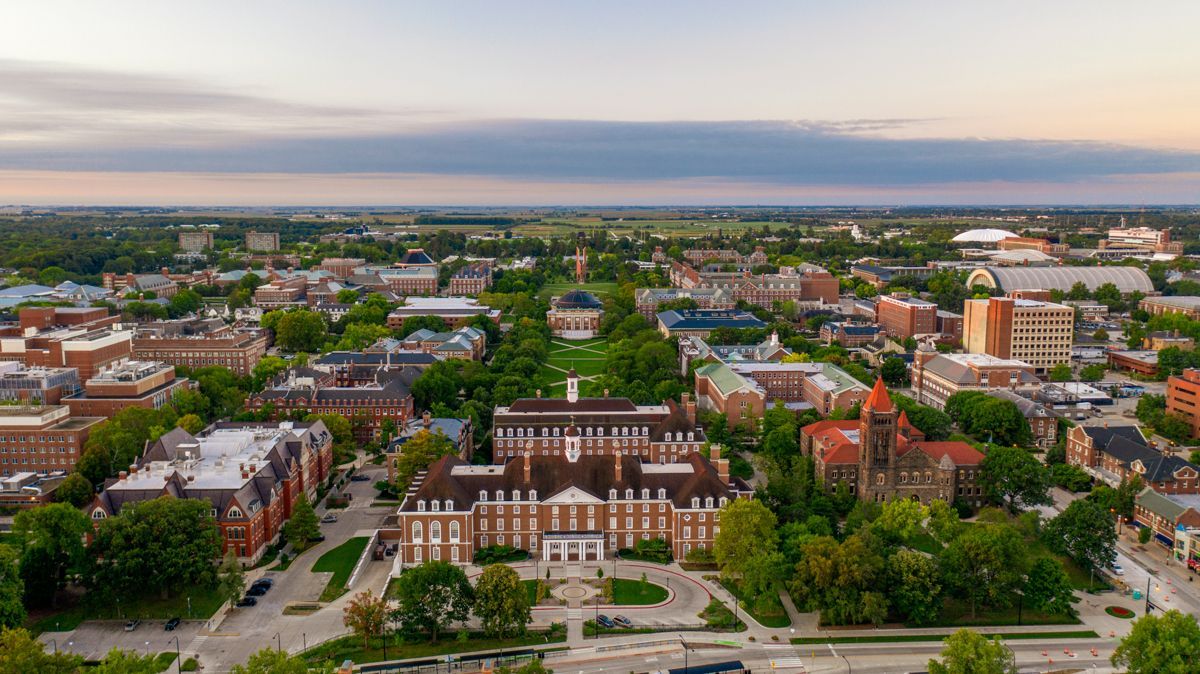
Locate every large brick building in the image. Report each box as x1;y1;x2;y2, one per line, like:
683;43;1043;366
694;363;765;430
245;231;281;252
247;367;419;442
547;290;604;340
1139;296;1200;320
635;288;735;320
911;350;1040;410
90;421;334;563
876;293;937;339
1167;369;1200;439
386;298;501;329
253;276;308;309
0;363;80;405
801;378;985;506
63;360;193;418
177;230;214;252
0;405;104;477
448;262;493;295
0;308;132;381
131;319;269;376
1065;424;1200;492
962;296;1074;376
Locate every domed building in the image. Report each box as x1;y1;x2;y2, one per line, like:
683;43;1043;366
547;289;604;339
951;228;1019;245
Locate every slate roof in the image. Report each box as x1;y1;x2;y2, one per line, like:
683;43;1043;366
657;309;766;331
399;249;436;265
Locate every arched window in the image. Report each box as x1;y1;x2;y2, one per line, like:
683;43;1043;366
417;500;426;512
92;509;106;520
899;473;907;484
449;521;460;542
445;499;453;511
412;521;423;542
228;507;243;518
658;488;666;500
553;427;560;436
705;496;713;508
431;521;441;542
925;472;933;483
642;426;649;436
479;490;487;501
876;473;885;485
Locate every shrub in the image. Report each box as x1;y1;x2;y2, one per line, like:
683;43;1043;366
1138;526;1152;545
1050;464;1093;492
472;544;527;565
629;537;672;563
685;547;716;564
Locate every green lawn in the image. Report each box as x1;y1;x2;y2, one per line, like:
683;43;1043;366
929;593;1082;628
303;631;566;665
538;282;620;301
611;578;669;605
718;578;791;628
791;630;1098;645
540;339;612;391
312;536;370;602
31;590;227;633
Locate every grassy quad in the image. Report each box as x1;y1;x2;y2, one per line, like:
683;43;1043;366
540;338;611;394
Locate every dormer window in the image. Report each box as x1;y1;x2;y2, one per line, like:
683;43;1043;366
609;488;618;499
227;507;243;519
586;427;592;436
417;500;426;512
495;490;504;501
92;509;106;520
719;497;728;507
658;488;666;499
642;426;649;435
512;489;520;501
692;497;700;508
529;490;537;500
641;488;650;499
541;428;548;437
517;428;524;437
554;427;560;436
625;488;634;499
622;427;628;436
705;497;714;508
445;499;453;511
479;489;488;501
688;432;694;441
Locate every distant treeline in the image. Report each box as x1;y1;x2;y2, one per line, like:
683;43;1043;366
412;215;521;226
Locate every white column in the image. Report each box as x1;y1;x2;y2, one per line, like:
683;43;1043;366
597;541;604;561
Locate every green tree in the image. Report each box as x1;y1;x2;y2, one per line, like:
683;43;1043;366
1043;499;1116;571
91;648;163;674
231;648;331;674
1111;610;1200;674
343;589;390;649
1048;363;1073;382
979;446;1051;513
0;546;26;628
940;522;1027;618
168;288;204;317
55;471;94;508
273;309;328;352
334;323;391;351
1023;558;1074;616
714;499;778;582
178;413;206;435
1092;328;1109;341
251;355;288;390
392;430;457;490
788;533;887;626
12;502;90;607
881;357;908;386
1079;364;1106;382
389;560;473;641
216;549;246;606
927;498;963;545
474;563;532;638
90;497;222;600
927;629;1017;674
886;549;942;625
0;626;82;674
283;497;320;549
336;288;360;304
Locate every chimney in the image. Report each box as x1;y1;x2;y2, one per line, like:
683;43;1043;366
422;411;431;428
603;388;609;398
129;464;138;475
682;392;697;424
242;470;250;480
614;450;622;483
118;470;128;480
717;458;729;481
523;451;531;483
709;444;721;462
536;389;542;398
161;267;169;276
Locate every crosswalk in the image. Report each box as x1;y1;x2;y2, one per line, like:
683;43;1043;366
769;658;806;670
567;608;583;619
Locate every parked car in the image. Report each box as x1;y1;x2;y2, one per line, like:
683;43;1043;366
309;534;326;543
236;597;257;608
246;585;267;597
252;578;274;589
613;615;633;628
124;619;141;632
350;474;371;482
164;617;181;631
596;615;615;629
321;513;338;523
1111;563;1125;576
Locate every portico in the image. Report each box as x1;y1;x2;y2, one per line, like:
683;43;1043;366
542;532;606;562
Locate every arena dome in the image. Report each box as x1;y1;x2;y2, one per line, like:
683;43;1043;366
951;228;1018;243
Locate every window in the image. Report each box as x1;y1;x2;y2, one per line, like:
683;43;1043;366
412;521;423;542
91;509;106;519
684;526;691;538
431;522;441;542
658;488;666;499
431;500;440;512
691;497;700;508
495;490;504;501
641;488;650;499
609;488;618;499
625;488;634;499
449;521;460;542
479;490;488;501
446;499;453;510
227;507;243;518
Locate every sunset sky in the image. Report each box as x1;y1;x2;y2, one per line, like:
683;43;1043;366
2;1;1199;205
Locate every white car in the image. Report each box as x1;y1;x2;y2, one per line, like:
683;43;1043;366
1110;563;1125;576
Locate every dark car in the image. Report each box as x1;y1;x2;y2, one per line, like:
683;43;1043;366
309;534;326;543
350;474;371;482
246;585;267;597
596;615;615;629
252;578;274;590
164;617;181;631
236;597;257;608
613;615;633;628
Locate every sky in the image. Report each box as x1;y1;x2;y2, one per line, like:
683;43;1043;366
1;0;1199;206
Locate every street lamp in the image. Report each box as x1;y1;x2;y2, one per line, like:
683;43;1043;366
274;632;281;654
168;635;181;674
49;638;57;655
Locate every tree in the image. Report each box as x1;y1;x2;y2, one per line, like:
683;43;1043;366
12;502;90;607
391;430;457;489
789;533;887;625
871;497;928;545
217;549;246;606
0;626;82;674
1049;363;1073;382
1043;499;1116;571
390;560;473;641
940;522;1027;618
1079;363;1106;382
55;471;94;508
927;498;963;545
1023;558;1074;616
927;629;1017;674
251;356;288;390
887;549;942;625
90;497;222;600
714;499;778;582
231;648;331;674
1111;610;1200;674
273;309;328;352
284;497;320;549
343;589;390;649
880;357;908;386
168;288;203;317
1092;328;1109;341
178;413;206;435
0;546;26;628
91;648;164;674
979;446;1051;513
474;563;532;638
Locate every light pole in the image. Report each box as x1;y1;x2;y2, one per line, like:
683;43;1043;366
49;638;57;654
594;594;599;639
274;632;281;654
169;635;181;674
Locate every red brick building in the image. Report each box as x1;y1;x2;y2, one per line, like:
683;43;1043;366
1066;424;1200;492
247;367;418;442
90;421;334;563
318;257;367;279
876;293;937;339
1167;369;1200;439
448;262;493;295
132;320;269;376
0;405;104;477
253;276;308;309
63;360;194;418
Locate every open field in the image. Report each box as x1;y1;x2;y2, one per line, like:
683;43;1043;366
538;281;620;300
540;338;610;395
514;219;795;238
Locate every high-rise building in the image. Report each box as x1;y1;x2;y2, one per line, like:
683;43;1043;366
875;293;937;339
962;296;1074;376
1167;369;1200;439
245;231;281;252
177;230;214;252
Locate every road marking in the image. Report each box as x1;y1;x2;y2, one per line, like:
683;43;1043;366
764;644;793;650
771;658;806;670
645;657;659;663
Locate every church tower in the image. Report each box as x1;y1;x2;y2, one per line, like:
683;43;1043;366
858;377;897;502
